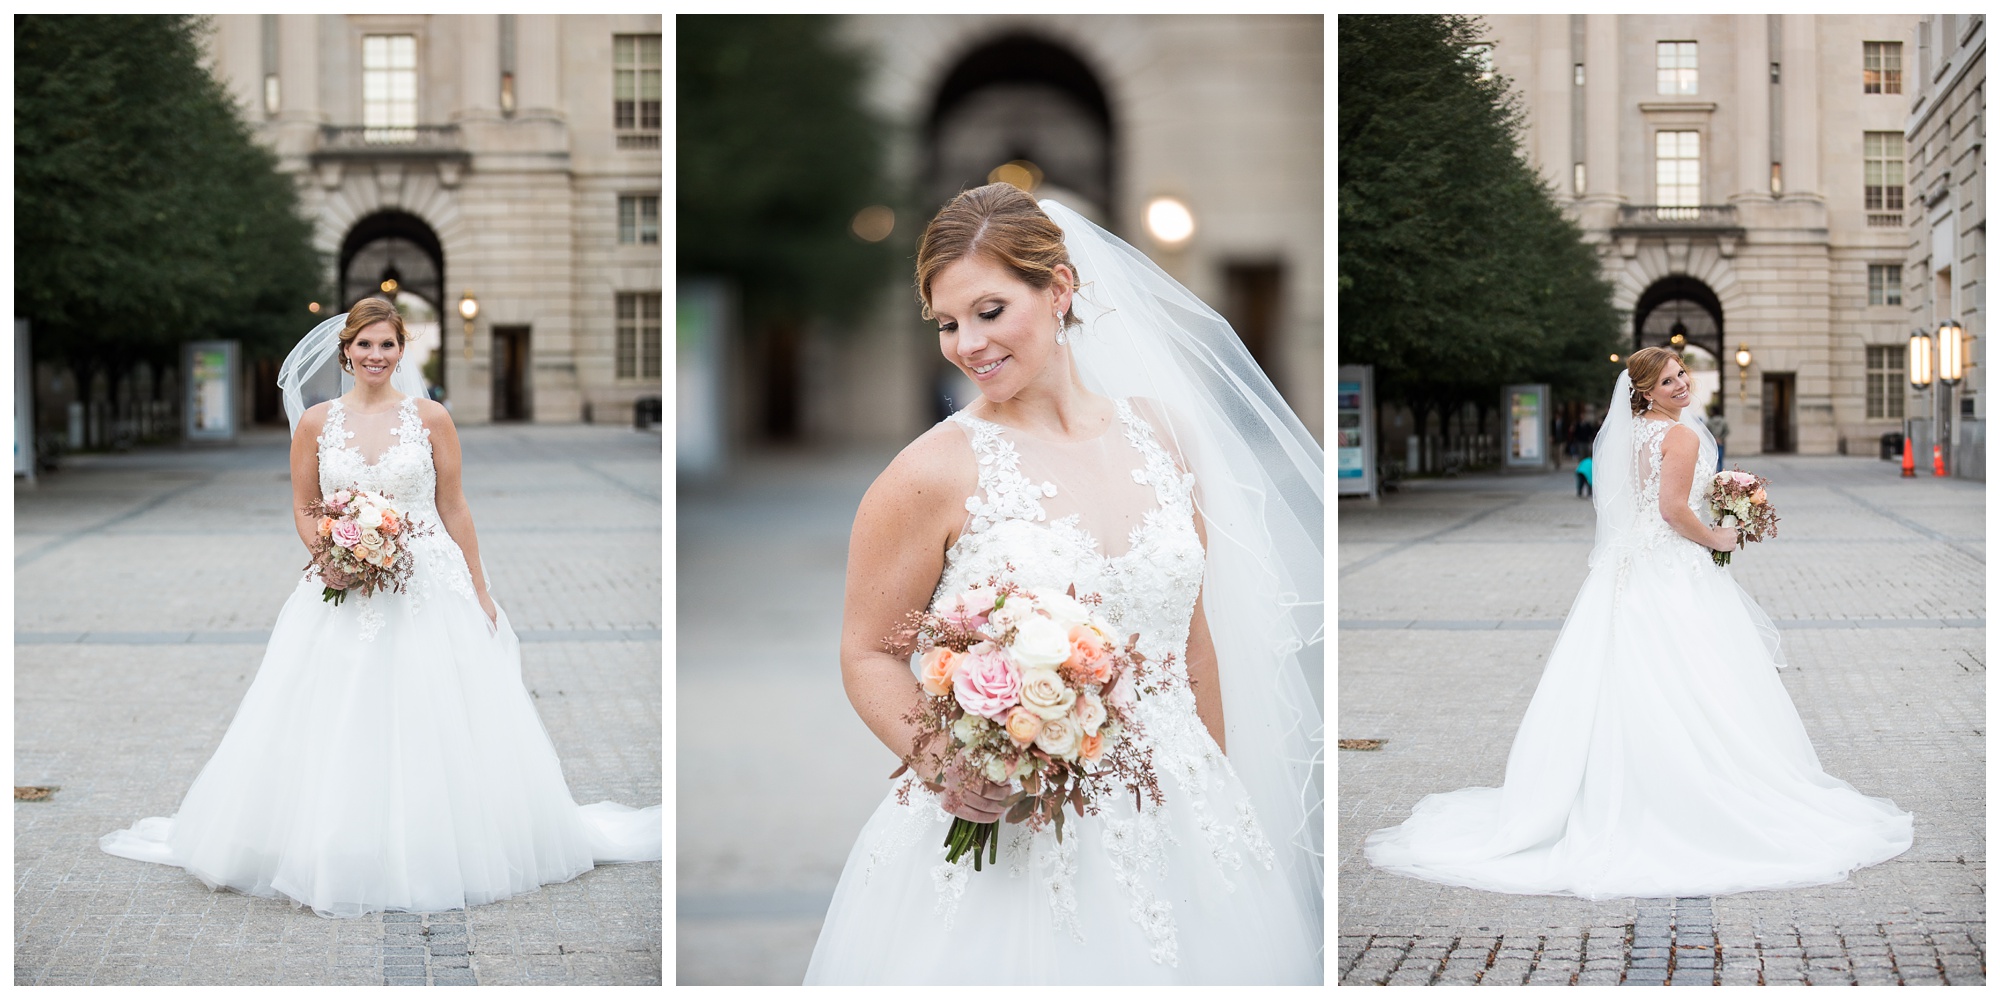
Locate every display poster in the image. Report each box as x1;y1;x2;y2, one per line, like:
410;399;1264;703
1504;383;1551;469
1336;365;1376;497
183;340;239;442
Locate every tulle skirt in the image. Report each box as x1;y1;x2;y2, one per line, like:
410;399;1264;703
1364;537;1913;899
100;565;660;918
805;769;1322;983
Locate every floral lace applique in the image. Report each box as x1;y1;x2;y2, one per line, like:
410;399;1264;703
1039;830;1084;943
356;602;385;643
931;858;974;927
1103;814;1179;967
951;415;1053;535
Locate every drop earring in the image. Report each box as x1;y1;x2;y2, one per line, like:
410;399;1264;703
1054;315;1068;347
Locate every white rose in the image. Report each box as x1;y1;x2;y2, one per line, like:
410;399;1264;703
1038;591;1094;628
356;504;385;529
1034;716;1082;759
1071;690;1107;735
1017;666;1077;720
987;605;1022;634
1011;616;1072;669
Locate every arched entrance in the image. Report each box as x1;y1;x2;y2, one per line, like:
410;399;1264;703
926;34;1115;219
922;34;1114;419
1633;275;1728;420
338;211;447;401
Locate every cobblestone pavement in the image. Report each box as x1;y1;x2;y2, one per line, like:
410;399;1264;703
14;424;663;986
1337;455;1985;986
676;447;906;985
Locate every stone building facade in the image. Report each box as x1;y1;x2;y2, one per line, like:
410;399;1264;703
1904;14;1984;479
763;15;1324;447
1482;14;1923;457
204;14;663;426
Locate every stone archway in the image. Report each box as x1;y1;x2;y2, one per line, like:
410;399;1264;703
925;33;1116;221
1608;244;1749;421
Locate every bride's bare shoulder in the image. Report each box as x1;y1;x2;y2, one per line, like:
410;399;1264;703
867;420;978;511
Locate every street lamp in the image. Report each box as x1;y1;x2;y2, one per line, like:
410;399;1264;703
1734;344;1752;405
1937;319;1964;476
459;290;480;361
1144;196;1195;247
1909;329;1935;477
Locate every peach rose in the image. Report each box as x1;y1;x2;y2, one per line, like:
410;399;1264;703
317;517;334;537
1004;706;1044;747
919;647;962;697
1750;487;1767;505
1080;732;1105;762
1064;625;1114;682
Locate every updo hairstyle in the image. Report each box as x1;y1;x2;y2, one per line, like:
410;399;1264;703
337;297;408;372
914;183;1082;330
1625;346;1685;414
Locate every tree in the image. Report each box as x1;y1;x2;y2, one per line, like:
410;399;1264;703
1338;14;1619;430
15;15;326;432
677;15;902;438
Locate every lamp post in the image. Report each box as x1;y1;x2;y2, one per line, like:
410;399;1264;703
1909;328;1934;477
458;290;479;362
1937;319;1964;476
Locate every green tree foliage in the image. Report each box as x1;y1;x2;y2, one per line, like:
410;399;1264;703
16;14;325;381
677;15;900;327
1339;14;1620;417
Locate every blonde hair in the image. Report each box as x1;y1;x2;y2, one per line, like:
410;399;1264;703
337;297;408;372
1626;346;1685;414
914;183;1081;329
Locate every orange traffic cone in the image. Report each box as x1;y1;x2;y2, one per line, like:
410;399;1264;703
1933;444;1946;477
1902;436;1916;477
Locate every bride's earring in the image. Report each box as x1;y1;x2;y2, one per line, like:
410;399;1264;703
1055;316;1068;347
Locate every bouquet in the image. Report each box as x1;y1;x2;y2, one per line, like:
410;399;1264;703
300;488;431;604
887;574;1171;871
1705;468;1779;567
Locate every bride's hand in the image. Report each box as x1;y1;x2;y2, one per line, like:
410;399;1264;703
477;591;498;628
938;766;1009;824
1708;525;1741;552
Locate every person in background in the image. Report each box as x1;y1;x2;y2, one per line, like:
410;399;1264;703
1576;452;1593;499
1706;400;1730;472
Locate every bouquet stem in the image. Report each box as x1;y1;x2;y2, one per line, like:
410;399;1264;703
943;818;999;870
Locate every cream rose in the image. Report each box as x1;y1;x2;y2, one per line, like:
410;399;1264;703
1011;615;1073;669
1034;716;1082;759
1071;690;1107;735
986;604;1022;635
1018;666;1077;720
1037;591;1095;628
356;504;385;529
360;527;385;550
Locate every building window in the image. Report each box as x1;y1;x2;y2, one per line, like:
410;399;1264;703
619;195;660;246
1466;43;1495;82
1867;345;1905;420
1864;41;1903;94
1868;264;1903;306
1656;41;1698;96
362;35;418;144
1863;131;1905;227
1655;131;1701;216
614;34;662;150
616;292;662;380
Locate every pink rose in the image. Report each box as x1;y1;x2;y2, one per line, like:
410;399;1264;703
327;489;353;513
1105;669;1136;711
953;646;1022;720
943;591;990;631
330;518;363;548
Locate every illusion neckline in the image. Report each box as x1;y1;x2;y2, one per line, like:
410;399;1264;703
953;400;1127;446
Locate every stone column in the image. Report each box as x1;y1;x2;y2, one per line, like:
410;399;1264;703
458;14;500;119
1734;14;1771;201
1780;14;1820;198
1537;14;1572;194
1584;14;1621;206
516;15;563;117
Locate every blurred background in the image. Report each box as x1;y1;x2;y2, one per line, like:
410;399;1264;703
676;13;1323;985
16;13;663;476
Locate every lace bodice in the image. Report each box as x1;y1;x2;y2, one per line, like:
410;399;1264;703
881;398;1274;965
312;396;475;636
1631;416;1716;568
318;397;438;517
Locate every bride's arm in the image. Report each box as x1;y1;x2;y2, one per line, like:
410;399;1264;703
1659;424;1740;552
1185;518;1226;754
289;404;328;551
421;401;497;621
840;424;1007;821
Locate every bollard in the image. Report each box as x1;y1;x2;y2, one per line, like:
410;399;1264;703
1902;436;1916;477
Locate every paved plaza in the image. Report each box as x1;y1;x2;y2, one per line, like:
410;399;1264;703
1337;455;1985;986
14;423;663;986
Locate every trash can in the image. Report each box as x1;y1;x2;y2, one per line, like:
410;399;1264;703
634;395;662;430
1880;432;1904;461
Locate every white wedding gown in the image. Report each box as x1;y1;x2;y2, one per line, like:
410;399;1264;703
1365;415;1913;898
805;400;1321;984
100;396;660;917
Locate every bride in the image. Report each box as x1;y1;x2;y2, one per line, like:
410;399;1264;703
100;297;661;918
1365;347;1913;899
804;184;1323;984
